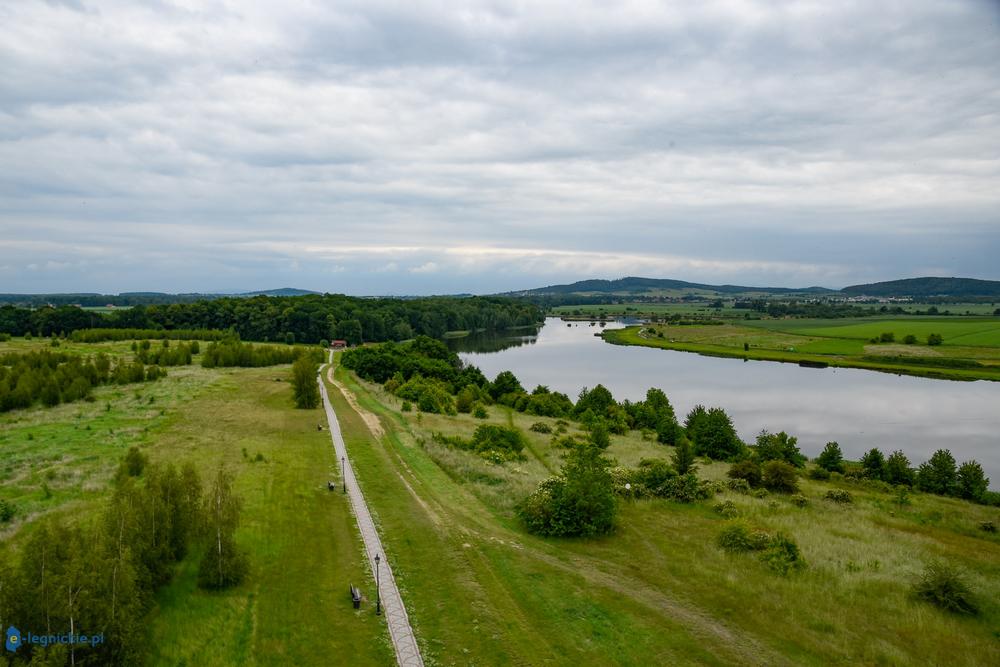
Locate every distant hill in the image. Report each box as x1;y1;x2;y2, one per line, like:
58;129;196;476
841;277;1000;298
0;288;320;307
504;276;836;297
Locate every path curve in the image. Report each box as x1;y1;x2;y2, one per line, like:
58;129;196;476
318;359;424;667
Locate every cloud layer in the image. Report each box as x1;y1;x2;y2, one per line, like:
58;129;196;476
2;0;998;293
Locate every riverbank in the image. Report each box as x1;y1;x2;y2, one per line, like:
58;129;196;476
602;325;1000;382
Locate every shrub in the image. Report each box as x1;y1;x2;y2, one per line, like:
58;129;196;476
725;478;751;494
750;488;768;499
717;522;771;552
401;400;412;412
927;333;943;346
979;521;996;533
530;422;552;434
879;332;895;343
808;467;831;481
123;446;148;477
658;473;712;503
714;500;739;518
728;459;762;488
754;430;805;467
762;460;799;493
913;561;978;615
903;334;917;344
790;494;808;508
472;404;488;419
760;533;805;574
825;489;853;504
0;499;15;522
468;424;527;462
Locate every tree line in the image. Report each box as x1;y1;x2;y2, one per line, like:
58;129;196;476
0;451;246;665
0;294;544;345
0;350;167;413
200;340;324;368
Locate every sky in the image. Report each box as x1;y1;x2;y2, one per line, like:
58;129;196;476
1;0;999;295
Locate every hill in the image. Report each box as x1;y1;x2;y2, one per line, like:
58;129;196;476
503;276;836;298
842;277;1000;298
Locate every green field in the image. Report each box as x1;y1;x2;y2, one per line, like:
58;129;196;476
325;366;1000;665
602;318;1000;380
0;339;391;666
4;336;1000;665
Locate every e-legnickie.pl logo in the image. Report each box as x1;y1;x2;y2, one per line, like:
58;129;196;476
5;625;104;652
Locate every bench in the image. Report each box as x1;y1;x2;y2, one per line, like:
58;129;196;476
350;585;362;609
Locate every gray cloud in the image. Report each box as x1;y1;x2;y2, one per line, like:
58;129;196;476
1;0;998;294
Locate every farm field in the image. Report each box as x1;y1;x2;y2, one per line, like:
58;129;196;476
326;363;1000;666
0;338;390;666
603;318;1000;380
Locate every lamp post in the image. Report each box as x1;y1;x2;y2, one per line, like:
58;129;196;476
374;553;382;615
342;457;346;493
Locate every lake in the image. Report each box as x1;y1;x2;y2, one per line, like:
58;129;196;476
452;318;1000;488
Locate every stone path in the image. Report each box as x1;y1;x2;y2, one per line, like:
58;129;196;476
319;363;424;667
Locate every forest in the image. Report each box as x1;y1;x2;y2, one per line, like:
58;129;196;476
0;295;544;345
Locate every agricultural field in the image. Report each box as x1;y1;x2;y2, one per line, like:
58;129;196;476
603;318;1000;380
326;365;1000;666
0;338;390;666
551;302;734;318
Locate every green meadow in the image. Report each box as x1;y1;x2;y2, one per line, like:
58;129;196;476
0;338;390;666
325;365;1000;666
602;318;1000;380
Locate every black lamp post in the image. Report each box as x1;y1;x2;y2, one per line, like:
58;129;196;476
374;553;382;615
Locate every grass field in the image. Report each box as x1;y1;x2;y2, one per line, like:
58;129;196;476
0;339;391;666
327;365;1000;666
601;319;1000;381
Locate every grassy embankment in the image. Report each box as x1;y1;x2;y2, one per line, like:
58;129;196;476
602;318;1000;381
0;337;391;666
326;361;1000;665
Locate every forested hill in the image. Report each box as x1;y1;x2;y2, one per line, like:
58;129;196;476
504;276;835;297
0;294;543;345
842;277;1000;298
0;288;318;307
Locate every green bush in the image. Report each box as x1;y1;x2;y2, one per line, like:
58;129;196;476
913;561;978;615
530;421;552;434
927;333;943;346
717;522;771;552
750;488;769;499
808;467;831;481
816;441;844;473
790;494;808;508
825;489;853;504
0;499;15;522
759;533;805;574
714;500;739;518
725;478;751;494
401;400;412;412
728;459;762;488
978;521;996;533
472;404;488;419
762;460;799;493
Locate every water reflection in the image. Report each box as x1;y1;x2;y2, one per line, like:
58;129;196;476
446;326;540;353
457;318;1000;488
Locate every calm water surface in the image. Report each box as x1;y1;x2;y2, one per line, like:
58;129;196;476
452;318;1000;488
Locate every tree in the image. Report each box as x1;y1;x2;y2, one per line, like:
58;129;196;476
816;441;845;473
489;370;524;400
690;407;743;460
927;333;943;346
754;430;805;467
884;450;915;486
956;460;989;502
199;468;247;589
860;448;886;480
672;438;697;475
291;355;320;409
518;428;616;537
916;449;958;496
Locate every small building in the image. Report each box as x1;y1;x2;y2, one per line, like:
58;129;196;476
330;340;348;349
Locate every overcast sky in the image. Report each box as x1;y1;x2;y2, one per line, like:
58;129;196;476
1;1;998;295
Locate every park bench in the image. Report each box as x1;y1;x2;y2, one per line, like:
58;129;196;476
350;585;362;609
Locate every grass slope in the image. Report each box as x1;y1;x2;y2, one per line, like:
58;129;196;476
328;364;1000;666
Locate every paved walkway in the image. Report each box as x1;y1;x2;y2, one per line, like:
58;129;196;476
318;362;424;667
